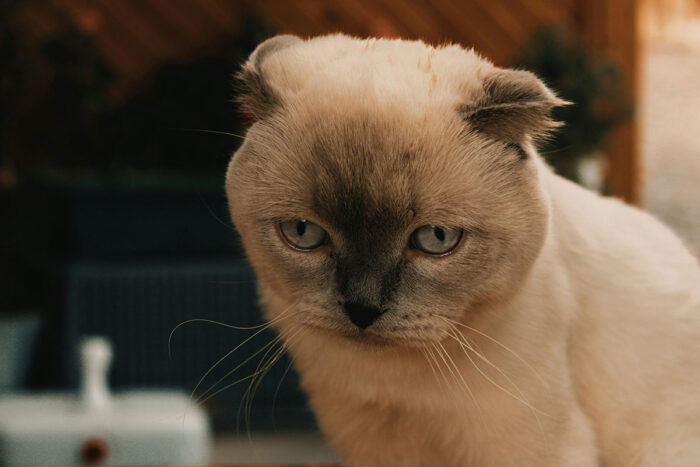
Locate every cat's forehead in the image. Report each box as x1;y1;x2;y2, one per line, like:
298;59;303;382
308;130;416;238
261;34;490;108
269;108;483;235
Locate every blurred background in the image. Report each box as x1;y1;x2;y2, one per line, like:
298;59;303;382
0;0;698;465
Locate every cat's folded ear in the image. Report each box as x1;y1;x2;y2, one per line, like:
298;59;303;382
462;69;570;145
236;34;303;120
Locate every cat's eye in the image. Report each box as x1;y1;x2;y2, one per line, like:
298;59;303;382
279;219;328;250
411;226;463;255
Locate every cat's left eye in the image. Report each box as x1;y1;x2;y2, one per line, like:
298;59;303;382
411;225;463;255
279;219;328;250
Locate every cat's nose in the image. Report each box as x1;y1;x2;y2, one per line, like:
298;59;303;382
343;302;383;329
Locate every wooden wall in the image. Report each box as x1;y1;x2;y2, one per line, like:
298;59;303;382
8;0;641;203
247;0;641;203
9;0;245;97
247;0;579;66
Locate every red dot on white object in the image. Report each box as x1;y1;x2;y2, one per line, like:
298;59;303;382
81;437;109;465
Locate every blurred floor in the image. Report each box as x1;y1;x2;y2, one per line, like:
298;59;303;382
213;431;338;465
642;21;700;252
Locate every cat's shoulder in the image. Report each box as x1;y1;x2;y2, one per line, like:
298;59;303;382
544;167;699;282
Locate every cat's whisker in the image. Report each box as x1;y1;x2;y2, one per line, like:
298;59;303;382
168;303;296;358
452;329;549;437
456;330;532;412
433;342;487;426
425;345;453;397
169;318;263;360
196;331;285;401
240;326;303;436
269;326;306;427
445;327;549;426
188;305;299;402
244;330;297;431
238;333;288;435
436;340;487;427
194;366;268;408
446;326;526;401
197;328;293;407
440;316;550;389
443;319;550;434
430;343;463;399
270;352;297;430
431;343;457;393
247;340;291;433
420;347;446;397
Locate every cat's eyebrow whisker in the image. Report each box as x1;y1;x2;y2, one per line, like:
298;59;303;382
213;280;259;285
440;316;550;389
179;127;246;139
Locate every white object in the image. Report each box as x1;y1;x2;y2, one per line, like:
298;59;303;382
80;337;112;409
0;336;211;466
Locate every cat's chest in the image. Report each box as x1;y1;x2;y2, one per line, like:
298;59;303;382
289;341;548;465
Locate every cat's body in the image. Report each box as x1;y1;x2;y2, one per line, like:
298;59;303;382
226;34;700;466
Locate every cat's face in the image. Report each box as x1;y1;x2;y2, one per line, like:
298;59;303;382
227;35;563;347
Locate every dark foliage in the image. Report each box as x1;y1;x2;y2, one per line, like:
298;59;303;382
515;26;632;182
0;16;273;179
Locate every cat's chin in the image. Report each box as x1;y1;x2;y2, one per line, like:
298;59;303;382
301;321;435;350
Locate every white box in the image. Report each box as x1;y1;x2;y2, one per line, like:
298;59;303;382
0;337;211;466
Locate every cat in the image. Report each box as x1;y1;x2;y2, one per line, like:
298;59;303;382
225;33;700;466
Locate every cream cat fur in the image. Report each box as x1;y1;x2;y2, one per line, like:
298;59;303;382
226;34;700;466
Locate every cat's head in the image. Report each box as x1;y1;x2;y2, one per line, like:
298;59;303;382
226;34;566;347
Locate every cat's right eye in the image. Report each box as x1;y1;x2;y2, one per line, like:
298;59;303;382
279;219;328;251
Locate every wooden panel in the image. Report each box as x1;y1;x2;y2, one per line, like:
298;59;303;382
248;0;639;202
8;0;639;201
9;0;243;98
579;0;641;203
250;0;574;65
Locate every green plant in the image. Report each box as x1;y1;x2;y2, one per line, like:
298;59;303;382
515;26;632;183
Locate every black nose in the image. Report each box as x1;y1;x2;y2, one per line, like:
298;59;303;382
343;302;383;329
